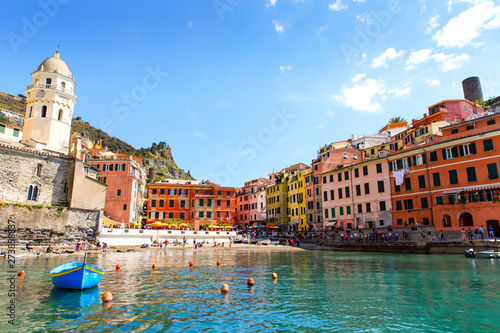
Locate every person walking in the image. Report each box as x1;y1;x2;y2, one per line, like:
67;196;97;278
468;228;473;241
488;225;494;238
461;228;466;241
440;230;446;241
479;226;484;240
475;227;479;239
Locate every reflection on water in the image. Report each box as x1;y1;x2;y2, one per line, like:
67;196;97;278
1;249;500;332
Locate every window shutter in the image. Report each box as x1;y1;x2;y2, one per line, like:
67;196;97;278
442;149;447;160
413;156;417;166
122;163;125;171
470;142;476;154
389;162;393;172
452;146;459;158
459;145;464;156
422;153;427;164
407;156;412;167
397;159;403;169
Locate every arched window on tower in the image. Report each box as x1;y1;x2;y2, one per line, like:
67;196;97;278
41;105;47;118
45;78;52;88
58;109;63;121
29;106;33;117
27;184;39;201
61;81;66;89
36;164;42;177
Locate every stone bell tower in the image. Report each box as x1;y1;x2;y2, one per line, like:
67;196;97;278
21;51;77;154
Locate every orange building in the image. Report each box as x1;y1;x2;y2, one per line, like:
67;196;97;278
87;153;147;226
388;111;500;235
146;179;236;229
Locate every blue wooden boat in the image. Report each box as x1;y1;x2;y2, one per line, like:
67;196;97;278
50;253;105;290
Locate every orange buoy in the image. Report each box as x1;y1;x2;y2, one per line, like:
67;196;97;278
102;290;113;302
248;286;254;293
18;270;25;277
116;264;121;270
272;272;278;280
152;263;157;269
221;283;229;293
189;261;194;267
247;277;255;285
216;260;221;266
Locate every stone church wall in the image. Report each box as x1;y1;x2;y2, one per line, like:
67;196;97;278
0;145;69;206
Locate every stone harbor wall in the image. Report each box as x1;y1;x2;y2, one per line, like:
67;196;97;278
0;204;102;246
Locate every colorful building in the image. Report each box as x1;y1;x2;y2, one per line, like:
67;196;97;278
87;153;147;226
146;180;236;229
287;168;307;231
388;111;500;234
411;99;484;129
0;108;23;143
310;144;362;230
236;178;267;229
322;158;392;230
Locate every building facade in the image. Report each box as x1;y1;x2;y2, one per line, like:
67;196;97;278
388;112;500;234
146;180;236;229
87;153;147;225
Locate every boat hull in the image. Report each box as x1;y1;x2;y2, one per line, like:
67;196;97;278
50;262;105;290
476;251;500;259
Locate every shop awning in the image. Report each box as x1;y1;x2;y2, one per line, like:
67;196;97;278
325;221;337;227
462;183;500;192
440;189;463;195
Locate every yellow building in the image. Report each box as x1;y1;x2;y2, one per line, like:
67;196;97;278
266;173;288;229
287;169;308;231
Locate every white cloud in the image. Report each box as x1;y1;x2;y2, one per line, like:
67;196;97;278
266;0;277;8
187;21;193;28
356;13;374;25
432;52;470;71
333;76;386;112
351;73;366;83
273;20;285;33
317;124;324;129
434;1;500;48
279;65;292;73
388;83;411;98
425;15;440;33
405;49;433;70
425;78;441;87
326;110;334;117
371;47;405;68
329;0;348;11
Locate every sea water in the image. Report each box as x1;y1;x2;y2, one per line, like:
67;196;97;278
1;248;499;332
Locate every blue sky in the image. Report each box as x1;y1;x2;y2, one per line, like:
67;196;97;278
1;0;499;187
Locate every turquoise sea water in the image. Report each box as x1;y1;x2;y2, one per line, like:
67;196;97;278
1;248;500;332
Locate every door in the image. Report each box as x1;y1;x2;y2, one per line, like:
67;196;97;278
486;220;500;237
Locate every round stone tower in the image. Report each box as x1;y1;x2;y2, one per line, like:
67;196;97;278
462;76;483;103
21;51;77;155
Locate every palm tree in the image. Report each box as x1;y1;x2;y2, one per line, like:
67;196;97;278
388;117;406;124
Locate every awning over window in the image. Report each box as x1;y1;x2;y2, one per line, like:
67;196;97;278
440;189;463;195
462;183;500;192
325;221;337;227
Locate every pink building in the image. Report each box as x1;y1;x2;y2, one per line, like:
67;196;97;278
412;99;484;129
236;178;268;228
321;158;392;230
310;143;362;230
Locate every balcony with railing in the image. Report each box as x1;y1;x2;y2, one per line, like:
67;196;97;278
27;83;73;95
